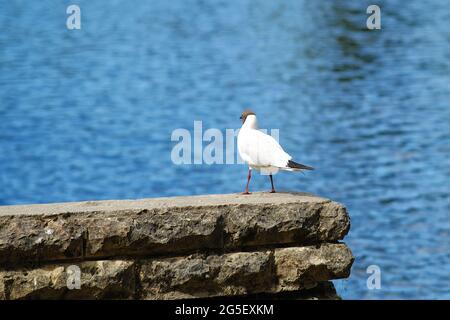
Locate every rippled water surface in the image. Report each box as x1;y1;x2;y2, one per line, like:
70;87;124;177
1;0;449;299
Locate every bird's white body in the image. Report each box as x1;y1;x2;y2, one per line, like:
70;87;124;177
237;114;293;174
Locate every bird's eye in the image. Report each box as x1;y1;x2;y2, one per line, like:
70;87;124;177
239;116;242;119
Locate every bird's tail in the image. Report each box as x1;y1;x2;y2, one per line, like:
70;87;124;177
287;160;314;170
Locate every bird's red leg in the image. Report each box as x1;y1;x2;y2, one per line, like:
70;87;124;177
242;169;252;195
269;174;276;193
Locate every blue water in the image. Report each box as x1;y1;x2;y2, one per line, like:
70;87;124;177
0;0;449;299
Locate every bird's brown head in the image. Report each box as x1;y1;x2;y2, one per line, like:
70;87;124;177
240;109;256;124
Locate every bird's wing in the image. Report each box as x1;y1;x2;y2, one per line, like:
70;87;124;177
238;129;292;168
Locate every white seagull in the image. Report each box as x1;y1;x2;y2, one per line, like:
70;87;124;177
237;109;314;194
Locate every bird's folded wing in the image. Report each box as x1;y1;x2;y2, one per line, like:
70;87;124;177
238;129;291;168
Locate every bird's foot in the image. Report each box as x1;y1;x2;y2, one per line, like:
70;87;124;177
241;191;252;195
269;190;276;193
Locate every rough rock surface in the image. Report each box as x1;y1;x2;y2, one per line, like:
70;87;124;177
0;192;350;266
240;281;341;300
0;192;353;300
139;243;353;299
0;261;136;300
0;244;352;300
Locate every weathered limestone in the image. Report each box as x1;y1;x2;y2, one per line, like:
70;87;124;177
0;192;353;300
247;281;341;300
139;243;353;299
0;244;352;300
0;260;136;300
0;193;349;266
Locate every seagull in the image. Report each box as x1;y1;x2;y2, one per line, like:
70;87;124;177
237;109;314;194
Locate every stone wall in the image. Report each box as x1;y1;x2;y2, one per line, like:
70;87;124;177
0;192;353;300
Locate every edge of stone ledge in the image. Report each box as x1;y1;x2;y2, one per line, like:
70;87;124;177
0;192;332;217
0;192;350;267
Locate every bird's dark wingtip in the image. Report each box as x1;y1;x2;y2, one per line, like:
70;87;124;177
287;160;314;170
